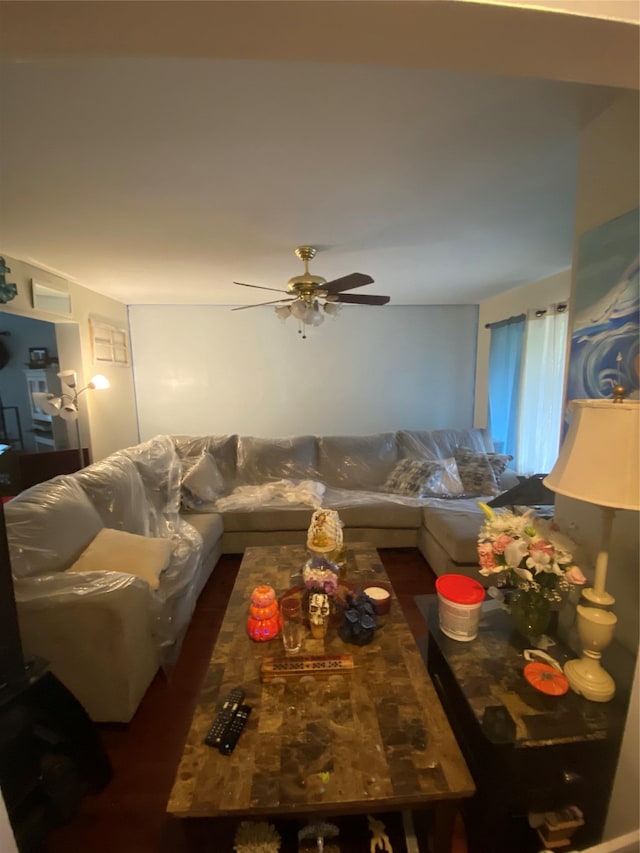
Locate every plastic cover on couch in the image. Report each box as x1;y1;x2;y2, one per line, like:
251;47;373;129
7;436;204;666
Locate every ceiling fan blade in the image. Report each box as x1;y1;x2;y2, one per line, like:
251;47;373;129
323;272;374;294
334;293;390;306
234;281;289;294
232;298;296;311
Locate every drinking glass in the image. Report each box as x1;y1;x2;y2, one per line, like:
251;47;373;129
281;598;304;654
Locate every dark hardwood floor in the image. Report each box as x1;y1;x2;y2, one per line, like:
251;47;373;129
44;548;469;853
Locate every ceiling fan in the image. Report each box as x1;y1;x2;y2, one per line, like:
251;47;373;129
232;246;390;336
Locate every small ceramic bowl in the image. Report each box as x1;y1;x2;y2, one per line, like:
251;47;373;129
363;583;392;616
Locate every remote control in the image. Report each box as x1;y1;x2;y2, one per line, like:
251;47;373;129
219;704;252;755
204;687;245;747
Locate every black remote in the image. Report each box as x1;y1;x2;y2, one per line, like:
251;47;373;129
219;704;252;755
204;688;245;747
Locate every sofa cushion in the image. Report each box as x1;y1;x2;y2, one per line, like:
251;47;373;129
181;453;226;508
317;433;399;490
174;435;238;484
487;452;513;478
6;477;104;578
420;457;465;497
66;528;172;590
181;512;224;555
237;435;318;483
398;428;494;460
74;453;150;535
328;500;422;528
454;447;501;496
123;435;182;536
422;499;486;564
383;458;442;497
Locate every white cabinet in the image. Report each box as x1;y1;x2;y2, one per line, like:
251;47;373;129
24;369;69;451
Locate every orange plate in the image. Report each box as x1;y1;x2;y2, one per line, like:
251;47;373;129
524;662;570;696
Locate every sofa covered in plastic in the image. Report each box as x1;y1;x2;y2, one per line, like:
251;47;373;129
6;435;222;723
175;428;518;573
5;427;515;723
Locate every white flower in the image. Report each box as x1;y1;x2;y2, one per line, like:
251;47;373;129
503;539;528;568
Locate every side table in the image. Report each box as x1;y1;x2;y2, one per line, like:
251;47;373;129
419;597;632;853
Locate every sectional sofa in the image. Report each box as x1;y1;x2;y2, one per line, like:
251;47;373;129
6;428;516;722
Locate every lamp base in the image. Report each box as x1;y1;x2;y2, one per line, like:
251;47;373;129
564;604;617;702
564;656;615;702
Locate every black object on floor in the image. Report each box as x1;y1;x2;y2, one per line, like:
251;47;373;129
0;660;113;853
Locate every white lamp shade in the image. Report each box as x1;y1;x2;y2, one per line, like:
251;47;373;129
324;302;340;316
290;300;307;321
88;374;110;390
275;305;291;320
57;369;77;388
544;399;640;511
309;305;324;327
32;393;62;416
59;403;79;421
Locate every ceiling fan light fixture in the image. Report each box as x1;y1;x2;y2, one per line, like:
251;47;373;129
309;303;324;327
275;305;292;320
324;301;341;316
232;246;389;339
290;299;308;321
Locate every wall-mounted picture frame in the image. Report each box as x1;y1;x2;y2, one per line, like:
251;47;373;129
28;347;49;366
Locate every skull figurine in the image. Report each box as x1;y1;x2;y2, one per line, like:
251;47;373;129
308;592;330;639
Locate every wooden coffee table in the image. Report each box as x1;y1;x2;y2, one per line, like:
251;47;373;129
167;543;475;851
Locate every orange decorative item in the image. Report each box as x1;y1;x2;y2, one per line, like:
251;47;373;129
524;662;570;696
247;584;281;642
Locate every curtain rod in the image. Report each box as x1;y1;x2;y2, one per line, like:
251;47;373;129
485;302;568;329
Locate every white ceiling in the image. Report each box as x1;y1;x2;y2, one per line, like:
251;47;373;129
0;2;636;308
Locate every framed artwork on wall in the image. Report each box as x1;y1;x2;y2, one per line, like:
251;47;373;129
89;317;130;367
28;347;49;367
565;207;639;422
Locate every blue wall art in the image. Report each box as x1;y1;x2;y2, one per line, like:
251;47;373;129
566;207;639;408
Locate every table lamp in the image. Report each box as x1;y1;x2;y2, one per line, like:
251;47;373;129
544;397;640;702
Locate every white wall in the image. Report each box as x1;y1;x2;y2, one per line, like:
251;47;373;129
0;255;139;460
473;268;571;427
129;304;479;438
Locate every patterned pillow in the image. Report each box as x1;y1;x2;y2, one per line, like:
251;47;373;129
383;458;442;497
454;448;501;496
486;452;513;479
422;457;465;497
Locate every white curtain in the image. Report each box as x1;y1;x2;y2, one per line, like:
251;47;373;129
516;306;569;475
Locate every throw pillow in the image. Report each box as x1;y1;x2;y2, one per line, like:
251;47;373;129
454;447;501;496
66;527;172;590
422;457;465;497
181;453;226;506
486;452;513;479
383;458;442;497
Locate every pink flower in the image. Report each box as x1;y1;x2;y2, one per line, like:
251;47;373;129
565;565;587;585
478;542;498;571
493;534;513;554
530;540;554;557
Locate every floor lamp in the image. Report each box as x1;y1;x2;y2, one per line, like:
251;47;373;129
544;397;640;702
31;370;110;470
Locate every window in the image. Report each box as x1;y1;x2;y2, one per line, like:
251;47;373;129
487;303;569;474
90;318;130;366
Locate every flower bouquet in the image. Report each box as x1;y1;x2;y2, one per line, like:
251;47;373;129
477;503;586;639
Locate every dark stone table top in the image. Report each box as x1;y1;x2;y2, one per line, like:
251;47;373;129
167;543;475;819
418;595;629;749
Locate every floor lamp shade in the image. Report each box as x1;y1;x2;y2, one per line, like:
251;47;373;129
544;399;640;512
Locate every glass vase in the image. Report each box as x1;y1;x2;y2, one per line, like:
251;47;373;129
509;589;551;643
